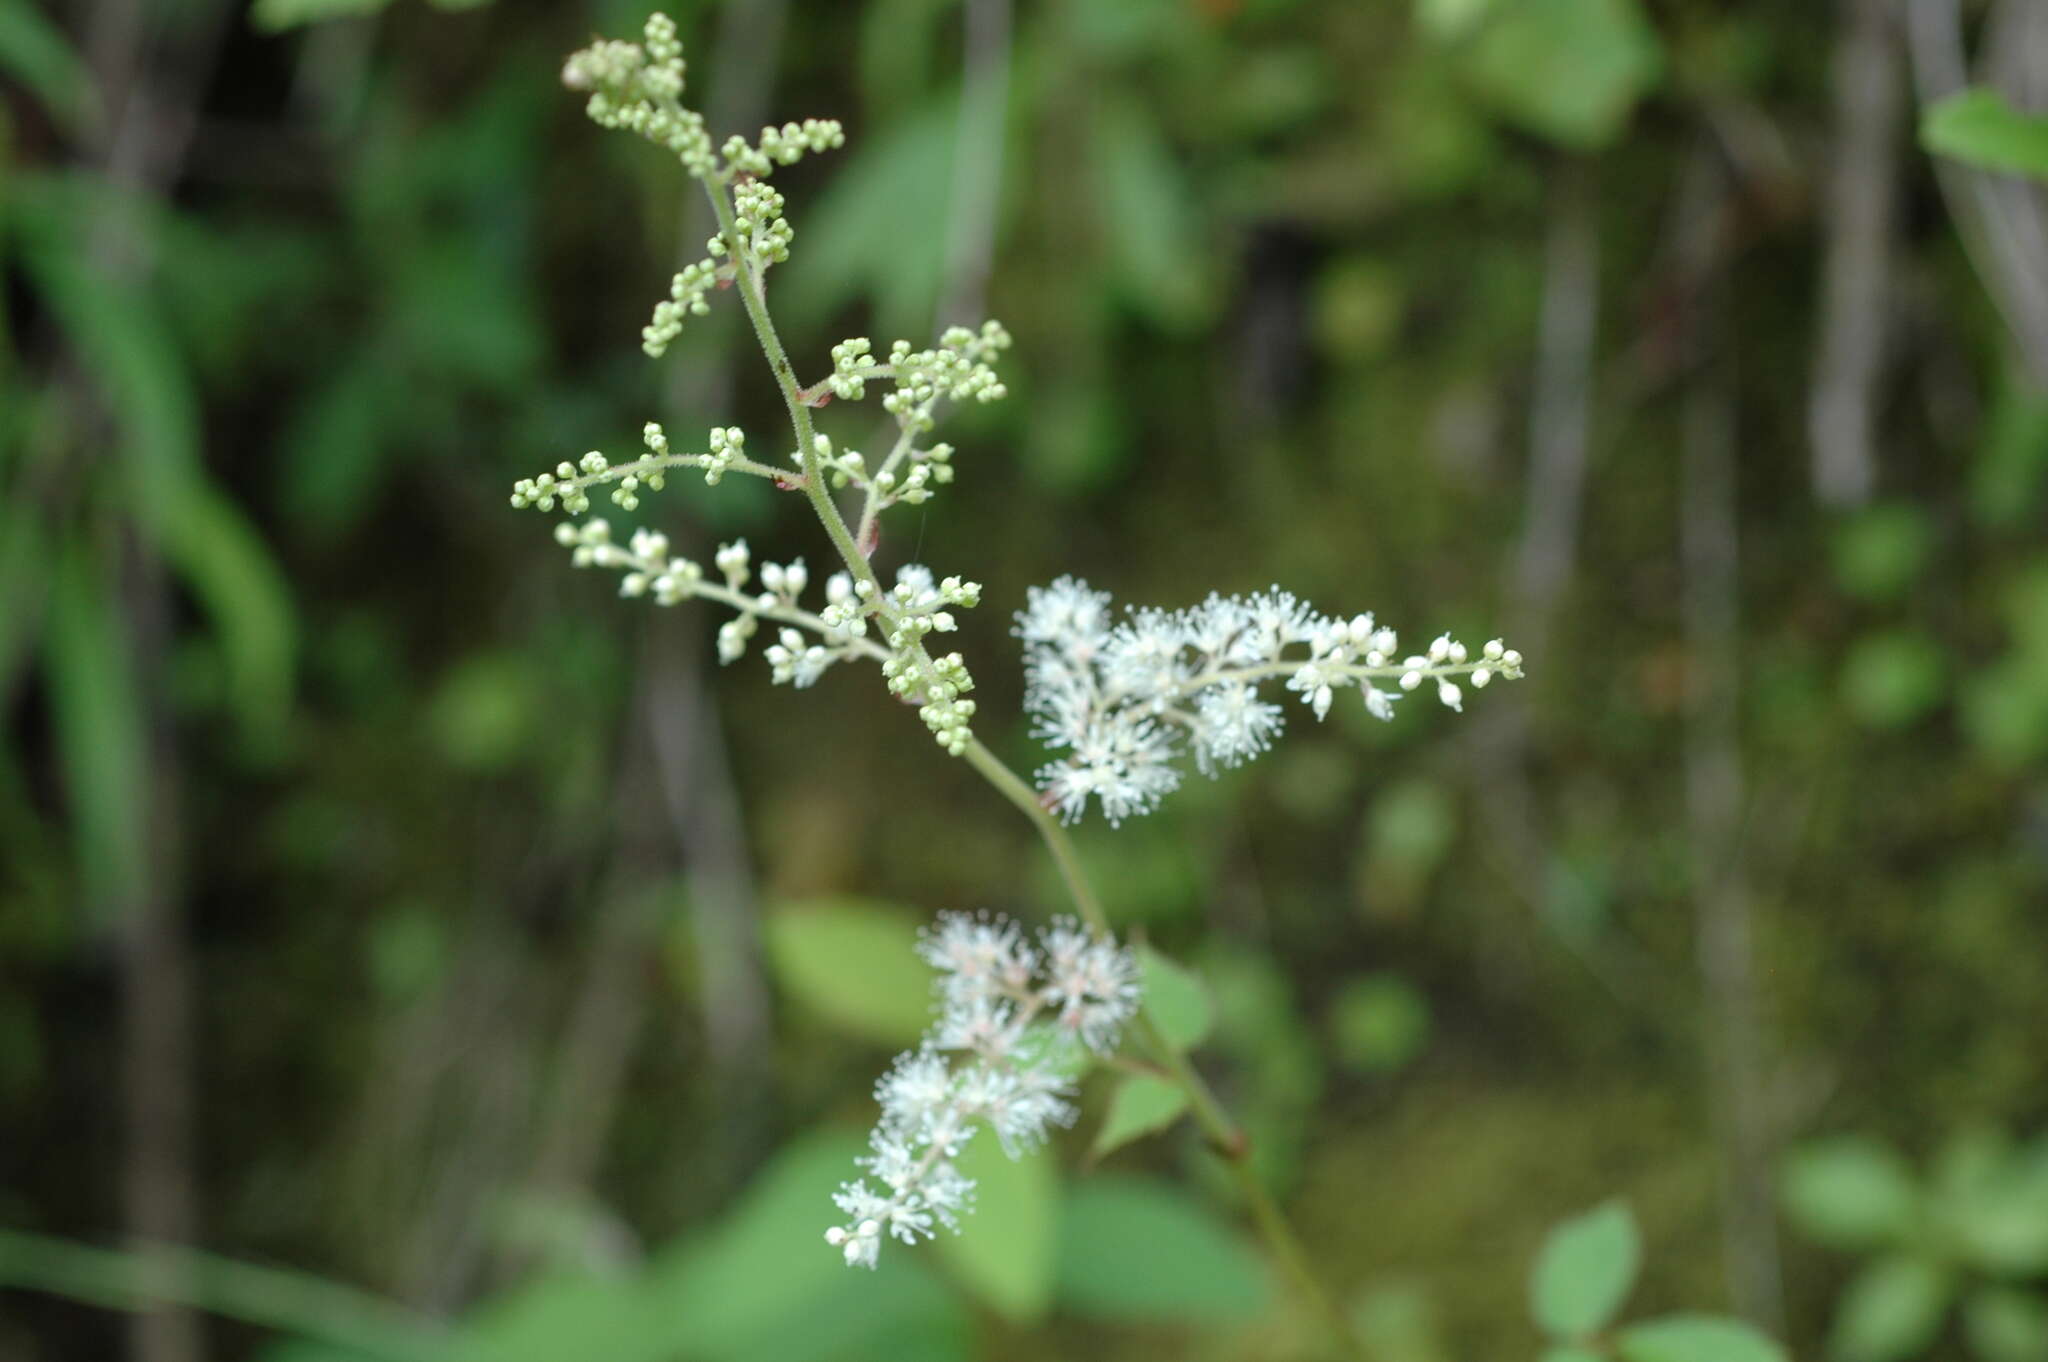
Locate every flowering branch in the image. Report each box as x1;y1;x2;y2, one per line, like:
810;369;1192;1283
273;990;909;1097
522;16;1536;1356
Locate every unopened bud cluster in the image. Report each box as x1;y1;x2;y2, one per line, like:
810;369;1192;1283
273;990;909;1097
827;912;1141;1269
1018;578;1524;824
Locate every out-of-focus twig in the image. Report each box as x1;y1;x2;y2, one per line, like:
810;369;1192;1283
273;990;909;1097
1475;161;1682;1025
1810;0;1904;506
1906;0;2048;386
76;1;236;1358
937;0;1012;330
1674;145;1784;1335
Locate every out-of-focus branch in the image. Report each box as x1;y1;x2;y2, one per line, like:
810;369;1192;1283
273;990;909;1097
937;0;1012;330
1675;146;1784;1335
1474;161;1679;1023
1906;0;2048;385
77;2;236;1358
1514;160;1600;644
1810;0;1904;506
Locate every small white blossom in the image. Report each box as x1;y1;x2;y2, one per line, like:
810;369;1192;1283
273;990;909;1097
828;912;1141;1268
1018;577;1521;822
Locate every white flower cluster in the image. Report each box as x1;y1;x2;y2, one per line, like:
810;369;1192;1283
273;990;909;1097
1019;577;1525;824
827;912;1142;1270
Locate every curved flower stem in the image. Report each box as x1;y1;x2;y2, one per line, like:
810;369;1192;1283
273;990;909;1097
965;738;1365;1358
701;172;1363;1358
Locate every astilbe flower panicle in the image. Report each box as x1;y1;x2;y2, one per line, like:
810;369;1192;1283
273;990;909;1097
825;912;1140;1269
1018;577;1525;824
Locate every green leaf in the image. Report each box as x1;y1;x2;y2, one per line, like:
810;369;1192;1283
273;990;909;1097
1543;1349;1608;1362
158;481;298;746
250;0;395;32
1461;0;1663;150
777;97;953;339
1328;973;1432;1075
1828;1256;1953;1362
45;549;149;920
648;1130;971;1362
1966;1287;2048;1362
1053;1176;1271;1322
933;1135;1057;1323
0;1230;441;1361
1092;1073;1191;1158
763;899;934;1046
1830;504;1933;602
1841;631;1945;730
1138;946;1213;1052
1531;1199;1641;1339
1617;1314;1789;1362
1923;88;2048;181
1935;1127;2048;1274
1092;95;1213;330
1780;1135;1920;1249
0;0;99;133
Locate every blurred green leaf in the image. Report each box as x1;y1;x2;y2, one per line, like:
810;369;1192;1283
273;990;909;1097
1461;0;1663;150
45;548;149;919
0;1230;441;1361
1922;89;2048;181
1970;378;2048;527
764;899;934;1045
1093;94;1213;330
650;1130;970;1362
1365;776;1457;881
1828;1256;1953;1362
1139;945;1213;1052
1543;1349;1608;1362
934;1135;1057;1323
1531;1199;1640;1339
1354;1281;1455;1362
0;0;99;133
779;97;953;339
158;482;298;745
1092;1072;1191;1158
1617;1315;1789;1362
428;653;538;770
1830;505;1933;603
1781;1135;1920;1250
1418;0;1497;42
1328;973;1432;1075
1841;631;1945;730
251;0;394;32
1053;1176;1271;1322
1966;1287;2048;1362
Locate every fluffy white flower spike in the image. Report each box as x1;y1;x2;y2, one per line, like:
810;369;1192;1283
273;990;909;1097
1019;578;1524;823
827;911;1140;1269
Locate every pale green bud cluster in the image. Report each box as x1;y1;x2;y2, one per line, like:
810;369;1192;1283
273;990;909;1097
562;15;715;176
701;425;747;485
720;119;847;179
828;338;879;400
867;568;985;755
727;181;795;265
878;324;1013;429
644;258;723;357
512;422;782;514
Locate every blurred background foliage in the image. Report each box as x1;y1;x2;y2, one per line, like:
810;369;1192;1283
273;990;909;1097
4;0;2048;1359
